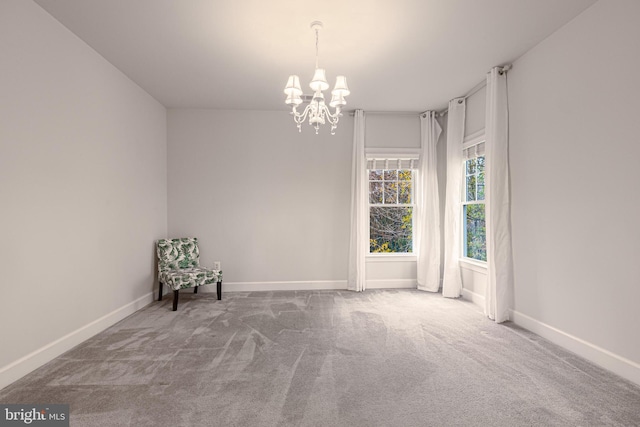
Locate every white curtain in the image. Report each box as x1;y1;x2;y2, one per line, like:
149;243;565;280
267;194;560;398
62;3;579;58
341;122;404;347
442;98;466;298
484;67;513;322
348;110;367;292
416;111;442;292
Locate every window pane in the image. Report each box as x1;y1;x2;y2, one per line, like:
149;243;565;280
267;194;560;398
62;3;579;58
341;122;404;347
466;175;477;201
477;157;485;201
369;182;383;204
383;170;397;181
384;181;398;204
370;207;413;253
466;158;476;175
398;182;412;204
369;169;382;180
398;169;412;181
464;204;486;261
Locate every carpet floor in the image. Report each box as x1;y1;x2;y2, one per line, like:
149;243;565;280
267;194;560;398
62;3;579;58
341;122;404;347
1;290;639;426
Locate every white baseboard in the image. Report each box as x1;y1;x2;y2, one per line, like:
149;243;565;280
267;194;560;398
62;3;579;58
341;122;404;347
510;309;640;387
197;279;417;293
461;287;485;307
198;280;347;292
0;292;154;391
367;279;417;289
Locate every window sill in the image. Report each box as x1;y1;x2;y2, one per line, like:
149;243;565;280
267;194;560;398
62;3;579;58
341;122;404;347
459;258;487;273
367;254;417;263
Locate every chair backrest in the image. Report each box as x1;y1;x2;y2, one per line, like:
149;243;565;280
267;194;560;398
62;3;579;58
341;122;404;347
157;237;200;274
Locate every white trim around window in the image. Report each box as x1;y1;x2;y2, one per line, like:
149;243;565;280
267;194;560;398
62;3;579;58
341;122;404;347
459;257;487;273
463;129;485;148
365;147;421;156
367;253;418;262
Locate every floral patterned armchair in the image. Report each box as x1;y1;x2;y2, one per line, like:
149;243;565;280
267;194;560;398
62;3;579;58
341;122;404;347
156;237;223;311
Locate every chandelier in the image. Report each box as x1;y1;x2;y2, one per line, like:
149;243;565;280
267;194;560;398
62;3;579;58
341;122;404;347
284;21;350;135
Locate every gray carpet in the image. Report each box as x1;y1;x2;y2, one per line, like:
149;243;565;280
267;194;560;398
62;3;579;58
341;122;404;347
1;290;639;426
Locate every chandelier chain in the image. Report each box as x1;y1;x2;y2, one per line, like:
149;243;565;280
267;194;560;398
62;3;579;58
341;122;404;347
315;28;319;69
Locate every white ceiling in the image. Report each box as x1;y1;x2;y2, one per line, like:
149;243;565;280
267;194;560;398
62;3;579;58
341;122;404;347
34;0;597;112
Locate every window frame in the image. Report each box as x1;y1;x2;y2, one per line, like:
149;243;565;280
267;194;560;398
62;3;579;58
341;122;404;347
366;156;418;256
461;132;487;264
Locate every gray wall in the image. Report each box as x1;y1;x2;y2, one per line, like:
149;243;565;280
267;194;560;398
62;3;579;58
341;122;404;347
167;110;424;288
0;0;167;386
465;86;487;138
167;110;353;285
365;114;420;149
509;0;640;364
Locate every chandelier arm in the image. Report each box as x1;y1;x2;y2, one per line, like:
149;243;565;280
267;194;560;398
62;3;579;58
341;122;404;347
323;104;339;135
292;104;313;125
320;105;341;125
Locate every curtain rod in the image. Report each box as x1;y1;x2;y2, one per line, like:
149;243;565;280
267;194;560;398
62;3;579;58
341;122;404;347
437;80;485;117
436;80;487;117
437;64;512;117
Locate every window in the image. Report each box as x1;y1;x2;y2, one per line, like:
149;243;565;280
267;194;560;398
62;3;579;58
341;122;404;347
462;153;486;261
368;160;415;253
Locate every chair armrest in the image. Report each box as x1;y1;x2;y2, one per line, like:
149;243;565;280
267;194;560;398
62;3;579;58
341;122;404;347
208;269;223;281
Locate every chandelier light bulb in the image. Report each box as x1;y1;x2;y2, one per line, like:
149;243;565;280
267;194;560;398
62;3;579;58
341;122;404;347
310;69;329;92
312;90;325;102
332;76;350;97
330;93;346;108
285;93;303;106
284;75;302;96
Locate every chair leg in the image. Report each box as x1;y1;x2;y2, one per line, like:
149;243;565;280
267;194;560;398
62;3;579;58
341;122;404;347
217;281;222;301
194;286;198;294
173;290;179;311
158;281;163;301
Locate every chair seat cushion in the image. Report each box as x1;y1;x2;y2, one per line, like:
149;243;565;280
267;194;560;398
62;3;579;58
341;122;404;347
160;267;222;291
